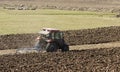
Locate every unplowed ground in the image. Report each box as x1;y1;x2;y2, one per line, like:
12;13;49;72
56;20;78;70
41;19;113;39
0;47;120;72
0;41;120;55
1;0;120;12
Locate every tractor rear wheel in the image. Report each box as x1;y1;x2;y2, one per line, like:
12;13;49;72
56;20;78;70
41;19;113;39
46;43;58;52
61;44;69;52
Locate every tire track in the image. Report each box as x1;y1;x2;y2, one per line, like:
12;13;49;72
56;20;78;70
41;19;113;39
0;41;120;55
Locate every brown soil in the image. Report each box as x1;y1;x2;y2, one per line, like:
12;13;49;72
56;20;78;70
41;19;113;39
0;47;120;72
0;33;39;50
1;26;120;50
1;41;120;55
1;1;120;71
0;26;120;71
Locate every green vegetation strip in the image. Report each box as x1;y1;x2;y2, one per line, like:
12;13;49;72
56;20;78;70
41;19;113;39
0;9;120;34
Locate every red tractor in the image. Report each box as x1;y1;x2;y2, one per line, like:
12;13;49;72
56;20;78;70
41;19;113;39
16;28;69;53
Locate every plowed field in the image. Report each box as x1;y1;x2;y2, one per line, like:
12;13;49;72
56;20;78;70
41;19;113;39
0;0;120;71
0;47;120;72
1;26;120;50
0;26;120;72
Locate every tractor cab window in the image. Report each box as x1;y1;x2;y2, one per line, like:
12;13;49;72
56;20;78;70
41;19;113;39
40;34;50;39
46;34;50;39
40;34;46;38
55;32;62;39
40;32;63;40
51;32;63;39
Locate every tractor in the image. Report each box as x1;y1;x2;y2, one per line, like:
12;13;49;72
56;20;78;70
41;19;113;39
16;28;69;54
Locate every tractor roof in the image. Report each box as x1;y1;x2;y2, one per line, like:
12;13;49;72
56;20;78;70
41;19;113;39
39;28;60;35
42;28;60;32
39;31;49;35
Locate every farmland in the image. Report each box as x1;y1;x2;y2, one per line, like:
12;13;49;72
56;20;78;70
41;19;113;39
1;26;120;50
0;9;120;34
1;0;120;12
1;0;120;72
0;26;120;72
1;47;120;72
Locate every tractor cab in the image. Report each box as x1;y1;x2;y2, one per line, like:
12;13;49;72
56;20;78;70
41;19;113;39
34;28;69;52
39;28;63;41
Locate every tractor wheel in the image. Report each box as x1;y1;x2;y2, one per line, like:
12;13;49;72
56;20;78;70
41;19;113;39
46;43;58;52
61;44;69;52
